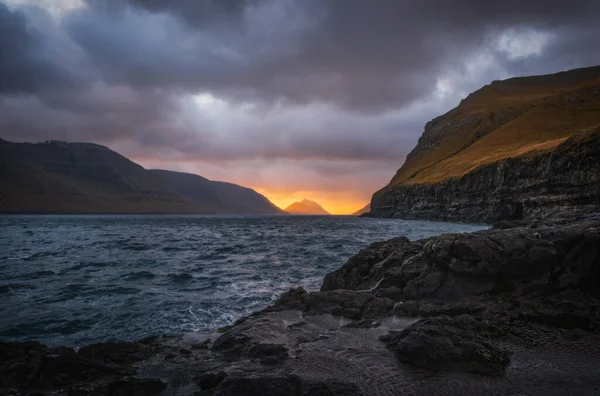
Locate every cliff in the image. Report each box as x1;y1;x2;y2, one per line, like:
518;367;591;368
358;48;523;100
370;65;600;222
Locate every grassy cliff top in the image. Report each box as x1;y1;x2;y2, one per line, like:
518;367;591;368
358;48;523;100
387;65;600;187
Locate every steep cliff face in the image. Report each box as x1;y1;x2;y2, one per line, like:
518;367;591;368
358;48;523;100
371;66;600;222
371;128;600;222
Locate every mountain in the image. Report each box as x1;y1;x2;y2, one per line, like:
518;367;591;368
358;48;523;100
352;203;370;216
0;139;282;214
0;139;205;214
369;65;600;222
150;170;286;214
285;199;330;215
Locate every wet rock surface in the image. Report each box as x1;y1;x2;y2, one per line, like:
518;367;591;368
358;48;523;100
380;315;511;376
3;220;600;395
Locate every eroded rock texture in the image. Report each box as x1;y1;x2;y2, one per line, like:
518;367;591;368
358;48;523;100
3;220;600;395
370;129;600;222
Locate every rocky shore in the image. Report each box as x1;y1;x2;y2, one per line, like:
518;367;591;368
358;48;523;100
3;216;600;395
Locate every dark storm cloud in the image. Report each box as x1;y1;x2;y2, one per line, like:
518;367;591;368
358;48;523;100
67;0;600;111
1;0;600;185
0;3;76;94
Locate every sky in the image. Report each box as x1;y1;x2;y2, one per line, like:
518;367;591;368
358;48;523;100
1;0;600;213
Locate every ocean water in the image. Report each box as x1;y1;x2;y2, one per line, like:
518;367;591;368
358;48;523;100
0;215;487;347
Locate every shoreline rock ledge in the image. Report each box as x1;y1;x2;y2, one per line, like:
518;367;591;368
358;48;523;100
2;217;600;395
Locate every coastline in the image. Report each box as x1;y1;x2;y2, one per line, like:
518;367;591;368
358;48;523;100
3;215;600;395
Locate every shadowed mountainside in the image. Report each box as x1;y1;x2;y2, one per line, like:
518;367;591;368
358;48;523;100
150;169;286;215
285;199;330;215
370;65;600;222
0;139;282;214
352;203;370;216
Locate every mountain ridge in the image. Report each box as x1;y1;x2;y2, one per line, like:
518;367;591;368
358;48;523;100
0;139;282;214
150;169;286;215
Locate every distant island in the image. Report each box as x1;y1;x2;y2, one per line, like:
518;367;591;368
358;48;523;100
0;139;285;215
284;199;330;215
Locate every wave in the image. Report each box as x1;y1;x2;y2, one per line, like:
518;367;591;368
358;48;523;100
124;271;156;281
23;251;63;261
121;243;152;251
19;270;57;280
63;261;112;272
0;283;36;295
168;273;194;282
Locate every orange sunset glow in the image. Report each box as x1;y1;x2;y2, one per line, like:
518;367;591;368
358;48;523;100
133;156;384;215
253;188;368;215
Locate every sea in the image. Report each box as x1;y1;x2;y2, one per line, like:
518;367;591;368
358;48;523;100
0;215;487;347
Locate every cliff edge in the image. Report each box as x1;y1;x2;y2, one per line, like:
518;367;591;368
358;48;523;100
369;65;600;222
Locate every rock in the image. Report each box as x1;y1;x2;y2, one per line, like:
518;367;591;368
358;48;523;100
195;371;226;390
0;342;122;389
342;319;382;329
246;343;289;365
381;315;511;376
321;237;412;291
78;341;149;364
5;220;600;395
212;332;252;356
374;286;404;300
274;288;393;319
208;374;361;396
212;375;303;396
392;300;485;317
402;221;600;300
101;378;166;395
0;340;164;394
275;287;308;309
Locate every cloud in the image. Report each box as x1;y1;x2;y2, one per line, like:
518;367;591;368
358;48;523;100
0;3;79;93
1;0;600;211
66;0;600;111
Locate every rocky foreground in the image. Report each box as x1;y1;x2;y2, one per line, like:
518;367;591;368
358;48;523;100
3;217;600;395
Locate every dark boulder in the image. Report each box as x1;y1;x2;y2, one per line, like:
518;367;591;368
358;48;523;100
211;374;361;396
381;315;511;376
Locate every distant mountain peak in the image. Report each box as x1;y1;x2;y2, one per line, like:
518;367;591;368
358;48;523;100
285;199;330;215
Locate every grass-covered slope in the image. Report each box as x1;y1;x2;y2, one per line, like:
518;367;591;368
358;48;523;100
370;65;600;222
388;65;600;186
